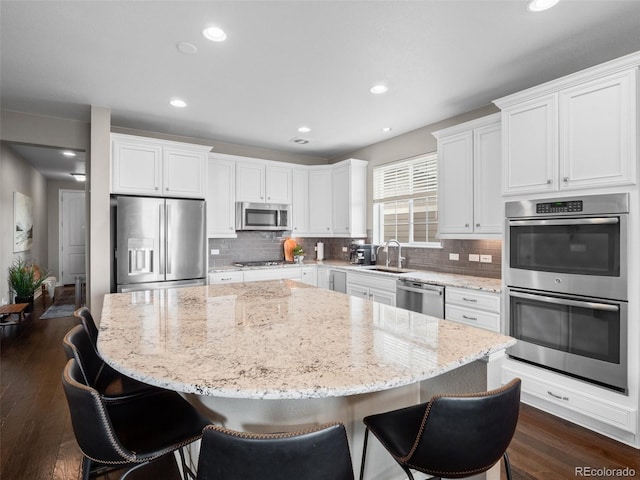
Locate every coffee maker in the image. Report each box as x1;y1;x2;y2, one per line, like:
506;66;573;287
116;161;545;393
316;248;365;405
352;244;377;265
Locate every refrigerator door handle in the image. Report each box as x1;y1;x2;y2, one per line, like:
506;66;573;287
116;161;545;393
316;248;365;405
159;203;165;275
166;204;172;274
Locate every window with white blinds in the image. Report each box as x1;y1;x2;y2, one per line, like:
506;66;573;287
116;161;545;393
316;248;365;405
373;153;439;245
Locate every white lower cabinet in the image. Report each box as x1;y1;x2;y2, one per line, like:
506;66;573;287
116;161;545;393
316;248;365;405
243;268;302;283
503;358;638;446
346;272;396;306
208;271;244;284
445;287;500;332
300;267;317;286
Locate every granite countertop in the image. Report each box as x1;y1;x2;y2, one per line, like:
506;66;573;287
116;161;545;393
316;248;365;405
210;260;502;293
99;281;515;400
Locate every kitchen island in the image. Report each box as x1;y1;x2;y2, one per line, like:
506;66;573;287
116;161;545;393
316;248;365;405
99;280;515;479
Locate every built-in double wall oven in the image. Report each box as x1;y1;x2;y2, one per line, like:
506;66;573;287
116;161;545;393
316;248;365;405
505;193;629;393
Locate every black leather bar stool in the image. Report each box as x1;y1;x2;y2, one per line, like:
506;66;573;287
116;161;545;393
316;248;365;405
63;324;161;403
360;378;521;480
197;422;355;480
62;358;211;480
73;306;99;347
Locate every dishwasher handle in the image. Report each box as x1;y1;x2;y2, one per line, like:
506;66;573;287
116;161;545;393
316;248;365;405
397;281;443;296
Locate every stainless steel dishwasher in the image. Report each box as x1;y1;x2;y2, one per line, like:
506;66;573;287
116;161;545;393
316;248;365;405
396;279;445;317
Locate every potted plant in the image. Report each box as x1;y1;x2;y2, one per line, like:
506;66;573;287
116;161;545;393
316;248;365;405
292;246;305;264
7;258;48;312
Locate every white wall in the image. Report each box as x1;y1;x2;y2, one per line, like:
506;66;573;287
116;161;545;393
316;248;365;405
0;143;49;303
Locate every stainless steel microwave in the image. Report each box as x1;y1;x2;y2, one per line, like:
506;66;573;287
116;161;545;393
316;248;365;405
235;202;291;231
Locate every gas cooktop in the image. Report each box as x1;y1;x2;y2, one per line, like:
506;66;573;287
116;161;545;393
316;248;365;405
233;260;284;267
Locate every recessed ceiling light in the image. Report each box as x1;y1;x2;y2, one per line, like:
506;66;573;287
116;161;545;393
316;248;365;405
62;151;76;157
170;99;187;108
382;127;392;133
527;0;560;12
176;42;198;54
203;26;227;42
70;173;86;182
298;126;311;133
370;84;388;95
290;137;309;145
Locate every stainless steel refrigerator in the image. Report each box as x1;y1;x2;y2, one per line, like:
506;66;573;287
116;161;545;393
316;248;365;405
112;196;206;292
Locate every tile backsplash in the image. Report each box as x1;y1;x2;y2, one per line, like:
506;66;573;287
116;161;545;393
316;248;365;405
208;234;501;279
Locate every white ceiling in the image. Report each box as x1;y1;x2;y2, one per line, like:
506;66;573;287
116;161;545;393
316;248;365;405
2;0;640;172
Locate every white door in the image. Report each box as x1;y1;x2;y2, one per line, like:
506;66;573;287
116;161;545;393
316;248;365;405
60;190;86;285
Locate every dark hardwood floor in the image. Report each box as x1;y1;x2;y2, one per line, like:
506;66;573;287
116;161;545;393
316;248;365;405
1;288;638;480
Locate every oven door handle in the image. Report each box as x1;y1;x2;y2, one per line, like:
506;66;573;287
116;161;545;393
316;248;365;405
509;290;619;312
509;217;619;227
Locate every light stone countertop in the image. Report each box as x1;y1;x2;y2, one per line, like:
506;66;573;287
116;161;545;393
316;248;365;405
211;261;502;293
99;281;515;400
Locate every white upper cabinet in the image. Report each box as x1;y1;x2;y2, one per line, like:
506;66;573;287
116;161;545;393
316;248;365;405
236;160;292;204
111;133;210;198
495;54;639;195
434;113;502;238
559;71;636;189
291;167;309;234
308;166;333;235
207;155;236;237
305;160;367;238
501;95;558;194
331;159;367;237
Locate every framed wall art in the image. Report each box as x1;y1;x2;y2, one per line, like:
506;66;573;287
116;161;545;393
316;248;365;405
13;191;33;253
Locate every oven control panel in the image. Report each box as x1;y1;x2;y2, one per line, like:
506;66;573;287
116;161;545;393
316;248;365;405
536;200;583;214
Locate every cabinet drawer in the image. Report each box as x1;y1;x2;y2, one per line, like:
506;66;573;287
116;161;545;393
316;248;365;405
445;304;499;332
503;362;637;434
446;287;500;313
243;268;301;282
209;271;243;284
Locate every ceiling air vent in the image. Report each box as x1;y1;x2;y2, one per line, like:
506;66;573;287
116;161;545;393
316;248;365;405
290;137;309;145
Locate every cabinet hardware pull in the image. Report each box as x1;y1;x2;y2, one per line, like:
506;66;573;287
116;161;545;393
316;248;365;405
464;223;469;228
547;390;569;401
462;315;477;321
476;223;480;227
546;179;552;184
221;277;232;281
462;297;478;303
563;177;569;182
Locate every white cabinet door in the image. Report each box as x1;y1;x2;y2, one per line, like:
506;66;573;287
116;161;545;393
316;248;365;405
112;137;163;195
208;271;243;284
291;168;309;234
300;267;317;286
559;70;636;189
347;284;369;300
164;147;207;198
370;288;396;306
207;157;236;237
265;165;292;204
308;167;332;235
316;267;330;289
502;95;558;195
331;164;350;235
438;131;474;234
236;161;265;203
473;123;502;234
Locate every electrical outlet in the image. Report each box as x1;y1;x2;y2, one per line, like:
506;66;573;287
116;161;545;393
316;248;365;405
449;253;459;261
342;246;348;252
469;254;480;262
480;254;492;263
210;249;220;255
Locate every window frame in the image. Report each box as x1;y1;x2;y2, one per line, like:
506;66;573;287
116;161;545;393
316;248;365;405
372;152;440;248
